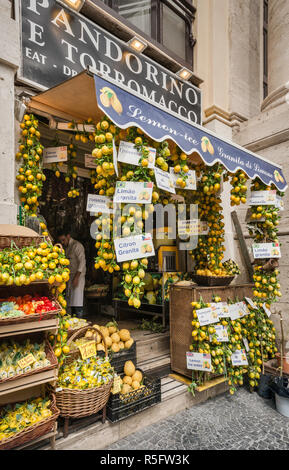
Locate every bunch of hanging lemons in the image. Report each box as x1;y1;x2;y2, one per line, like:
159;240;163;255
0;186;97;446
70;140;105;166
16;114;45;217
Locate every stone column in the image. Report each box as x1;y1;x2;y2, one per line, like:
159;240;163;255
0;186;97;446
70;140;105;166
262;0;289;110
0;2;20;224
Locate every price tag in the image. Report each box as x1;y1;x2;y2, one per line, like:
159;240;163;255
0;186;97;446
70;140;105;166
229;303;246;320
210;324;229;343
252;242;281;259
245;297;258;310
113;138;119;177
231;349;248;366
186;352;212;372
78;341;96;360
263;303;272;318
243;338;250;352
196;307;219;326
43;146;67;164
18;354;36;369
249;190;277;206
112;375;122;394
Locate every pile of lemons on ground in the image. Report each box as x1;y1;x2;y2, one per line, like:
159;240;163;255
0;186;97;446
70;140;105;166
0;397;53;442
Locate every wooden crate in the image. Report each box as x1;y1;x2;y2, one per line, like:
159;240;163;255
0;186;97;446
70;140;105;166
169;283;253;378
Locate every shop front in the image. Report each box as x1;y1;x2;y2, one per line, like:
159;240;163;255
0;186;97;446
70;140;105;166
0;0;287;451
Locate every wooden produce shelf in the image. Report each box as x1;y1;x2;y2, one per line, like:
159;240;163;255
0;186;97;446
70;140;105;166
0;367;58;397
170;283;254;378
0;317;59;338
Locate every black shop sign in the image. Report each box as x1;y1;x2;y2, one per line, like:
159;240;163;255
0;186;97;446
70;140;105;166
19;0;201;124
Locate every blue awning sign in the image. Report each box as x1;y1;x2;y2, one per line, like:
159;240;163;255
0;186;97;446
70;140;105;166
94;74;287;191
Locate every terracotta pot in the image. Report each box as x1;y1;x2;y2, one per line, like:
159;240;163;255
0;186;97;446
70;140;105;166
276;353;289;374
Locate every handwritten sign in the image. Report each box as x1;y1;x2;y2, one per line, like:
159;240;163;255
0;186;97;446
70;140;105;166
78;341;96;360
243;338;250;353
210;325;229;343
170;168;196;190
178;219;209;237
229;302;248;320
231;349;248;366
18;354;36;369
113;138;119;177
85;154;98;169
249;190;277;206
86;194;112;213
263;303;272;318
114;181;153;204
114;233;155;263
154;167;176;194
43;146;67;164
117;140;156;168
211;302;230;318
186;352;212;372
196;307;219;326
245;297;258;310
112;375;122;394
252;242;281;259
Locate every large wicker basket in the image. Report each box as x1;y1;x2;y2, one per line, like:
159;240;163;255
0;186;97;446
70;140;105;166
0;339;58;386
56;326;113;418
0;393;59;450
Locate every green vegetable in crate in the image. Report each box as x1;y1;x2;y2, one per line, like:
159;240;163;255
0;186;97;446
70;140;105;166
0;302;24;319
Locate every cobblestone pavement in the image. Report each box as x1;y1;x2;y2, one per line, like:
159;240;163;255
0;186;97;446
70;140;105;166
108;388;289;450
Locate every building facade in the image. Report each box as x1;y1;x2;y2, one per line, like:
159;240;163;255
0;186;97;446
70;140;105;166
1;0;289;339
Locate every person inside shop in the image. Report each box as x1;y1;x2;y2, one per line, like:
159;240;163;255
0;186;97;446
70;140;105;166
57;227;86;318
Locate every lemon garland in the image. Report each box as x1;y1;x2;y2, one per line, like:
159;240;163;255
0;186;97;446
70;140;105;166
230;170;248;206
191;165;227;275
16;114;45;217
190;296;277;395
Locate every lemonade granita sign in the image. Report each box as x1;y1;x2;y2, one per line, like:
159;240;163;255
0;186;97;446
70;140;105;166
186;352;212;372
113;181;153;204
117;141;156;169
114;233;155;262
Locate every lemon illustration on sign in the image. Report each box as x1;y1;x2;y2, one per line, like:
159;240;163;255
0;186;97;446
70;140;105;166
274;170;284;184
201;136;214;155
99;87;123;115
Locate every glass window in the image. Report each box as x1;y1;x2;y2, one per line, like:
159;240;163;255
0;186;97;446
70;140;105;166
162;3;187;60
117;0;152;36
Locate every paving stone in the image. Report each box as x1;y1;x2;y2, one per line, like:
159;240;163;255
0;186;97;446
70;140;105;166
106;388;289;450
